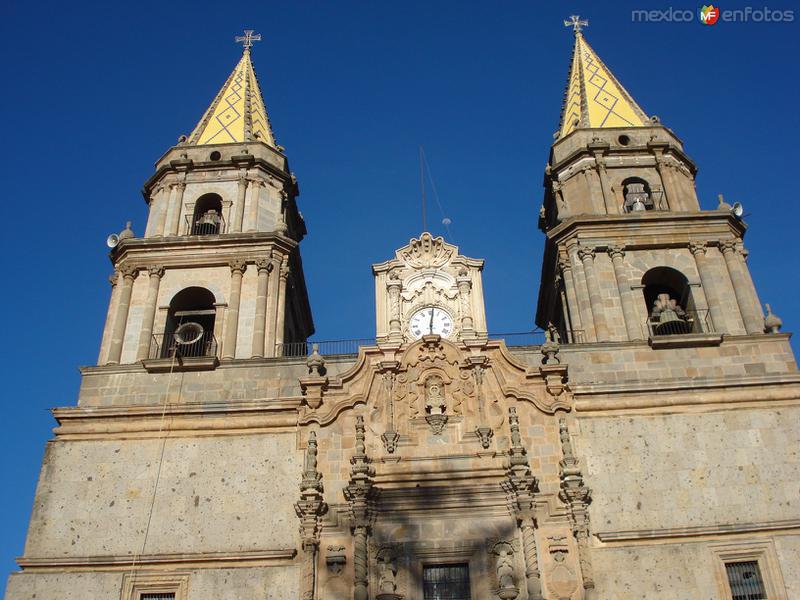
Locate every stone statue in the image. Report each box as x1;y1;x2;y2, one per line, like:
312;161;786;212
424;375;446;415
497;548;515;588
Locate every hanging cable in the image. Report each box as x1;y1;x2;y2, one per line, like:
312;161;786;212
121;346;184;592
419;146;455;242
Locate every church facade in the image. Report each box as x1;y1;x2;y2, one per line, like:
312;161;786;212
5;26;799;600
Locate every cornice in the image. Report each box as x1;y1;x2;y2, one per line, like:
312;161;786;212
545;211;748;248
108;232;298;267
17;548;296;572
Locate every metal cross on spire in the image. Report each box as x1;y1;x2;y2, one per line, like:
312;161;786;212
564;15;589;34
235;29;262;50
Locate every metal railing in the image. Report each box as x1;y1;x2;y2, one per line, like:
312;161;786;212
277;338;375;358
492;329;586;346
646;308;712;337
275;329;588;358
184;212;226;236
150;330;219;359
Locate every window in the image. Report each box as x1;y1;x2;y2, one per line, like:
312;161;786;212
423;563;471;600
711;541;786;600
622;177;653;212
158;287;218;359
725;561;767;600
641;267;710;336
189;193;224;235
121;572;188;600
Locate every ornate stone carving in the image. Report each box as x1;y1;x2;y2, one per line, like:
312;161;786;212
229;258;247;274
380;367;400;453
306;343;325;376
423;374;446;415
688;241;707;256
577;246;595;262
325;545;346;576
764;304;783;333
607;245;625;260
398;232;453;269
375;545;402;600
344;416;379;600
558;417;594;594
146;264;165;278
487;539;520;599
541;323;561;365
501;407;543;600
294;431;327;600
118;264;138;280
255;257;274;273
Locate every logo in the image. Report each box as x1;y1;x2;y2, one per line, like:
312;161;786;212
700;5;720;24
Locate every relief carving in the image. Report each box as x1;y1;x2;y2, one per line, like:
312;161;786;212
398;232;454;269
487;539;521;599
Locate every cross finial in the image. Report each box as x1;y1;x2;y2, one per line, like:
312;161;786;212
564;15;589;34
235;29;262;51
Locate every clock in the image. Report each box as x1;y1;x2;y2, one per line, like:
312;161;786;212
409;307;454;339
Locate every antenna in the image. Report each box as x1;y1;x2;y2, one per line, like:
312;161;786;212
419;146;427;232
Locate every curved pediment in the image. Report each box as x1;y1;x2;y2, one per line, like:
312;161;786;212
298;336;572;432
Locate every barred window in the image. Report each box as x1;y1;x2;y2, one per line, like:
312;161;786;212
725;561;767;600
140;594;176;600
423;563;471;600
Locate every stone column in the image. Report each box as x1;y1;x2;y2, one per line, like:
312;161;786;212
165;181;186;236
265;257;281;357
720;240;763;334
136;265;165;361
558;256;582;341
689;242;727;333
651;149;674;209
145;185;165;237
274;257;290;356
221;200;233;233
353;525;368;600
251;258;273;358
592;150;615;214
222;259;247;360
386;273;402;339
607;246;642;340
231;175;248;233
246;179;261;232
520;515;543;600
570;250;597;341
456;270;474;334
98;272;120;364
106;265;137;364
578;247;610;342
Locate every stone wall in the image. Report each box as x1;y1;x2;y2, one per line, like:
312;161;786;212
23;434;301;558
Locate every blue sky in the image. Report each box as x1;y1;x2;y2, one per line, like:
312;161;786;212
0;0;798;591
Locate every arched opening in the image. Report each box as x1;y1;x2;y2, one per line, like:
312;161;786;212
190;193;224;235
161;287;217;358
642;267;701;336
622;177;654;213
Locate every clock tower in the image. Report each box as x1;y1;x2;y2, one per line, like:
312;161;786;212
372;232;488;344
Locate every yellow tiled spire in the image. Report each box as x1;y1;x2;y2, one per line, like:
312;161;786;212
188;47;277;147
558;28;649;138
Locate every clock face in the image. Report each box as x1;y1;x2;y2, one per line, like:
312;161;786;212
409;307;454;339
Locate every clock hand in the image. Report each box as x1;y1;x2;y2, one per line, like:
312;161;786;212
429;308;434;334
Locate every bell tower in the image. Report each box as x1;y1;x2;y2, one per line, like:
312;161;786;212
536;21;769;344
97;33;313;366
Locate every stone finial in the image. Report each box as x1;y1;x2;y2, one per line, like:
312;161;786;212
541;322;561;365
306;343;326;376
764;304;783;333
119;221;134;240
717;193;731;210
301;431;323;492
